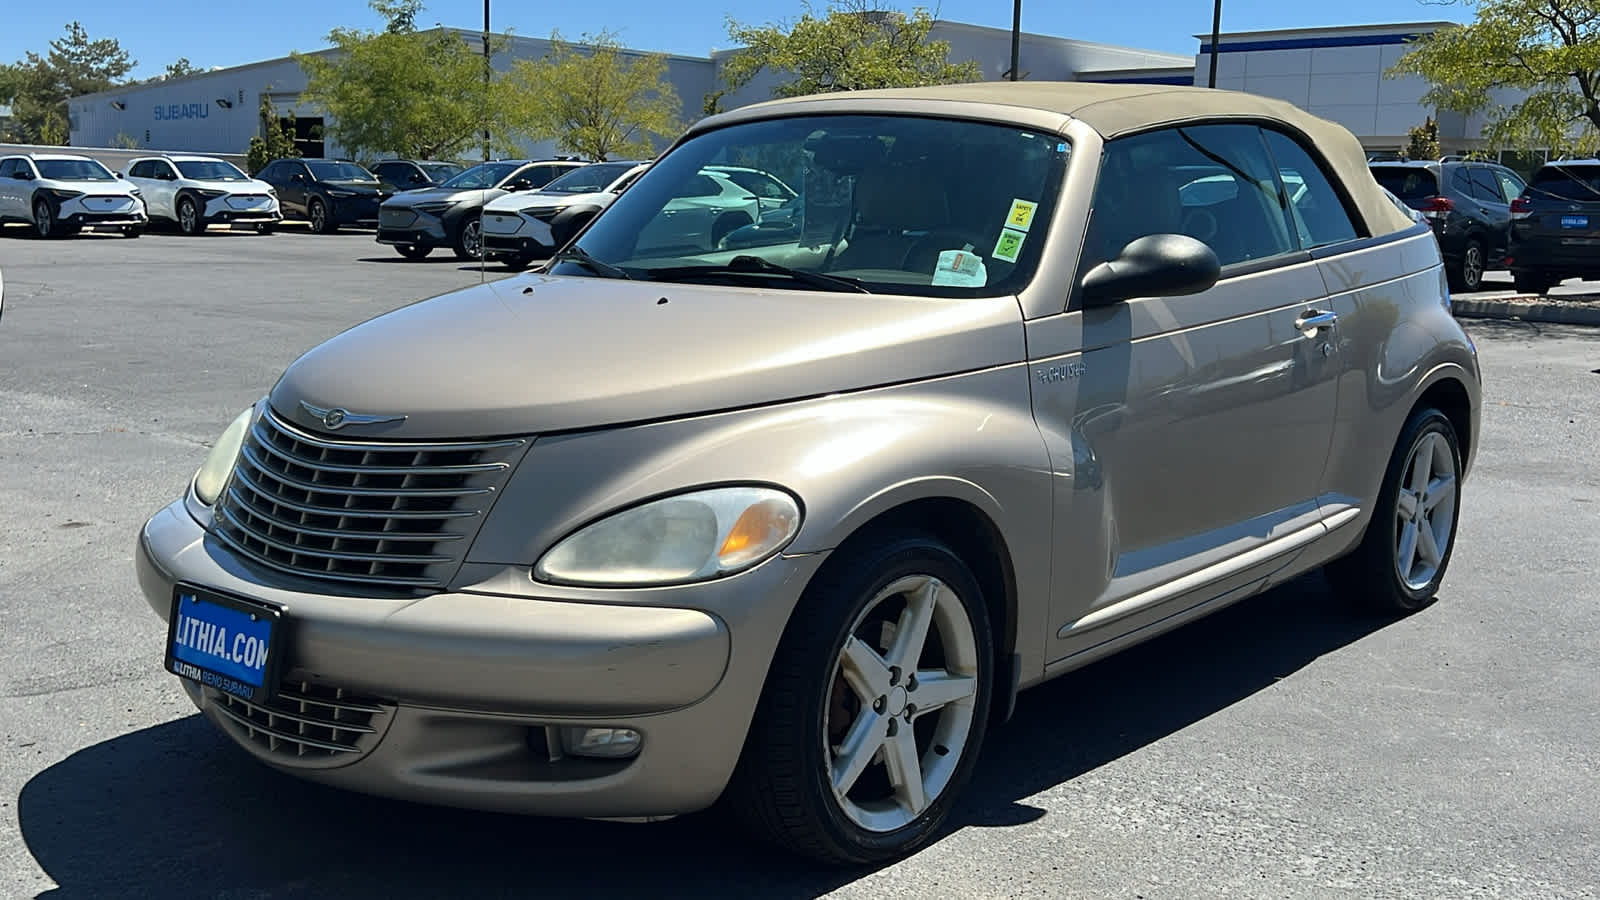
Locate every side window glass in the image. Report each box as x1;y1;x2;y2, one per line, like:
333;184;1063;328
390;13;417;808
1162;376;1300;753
1451;168;1473;196
1086;124;1295;271
1262;129;1360;248
0;159;14;178
127;161;146;178
1494;169;1526;203
1469;167;1504;203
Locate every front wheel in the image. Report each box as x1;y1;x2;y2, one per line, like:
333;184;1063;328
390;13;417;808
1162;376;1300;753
726;532;994;865
1327;408;1463;614
452;218;482;260
177;197;205;235
33;199;59;238
308;198;335;234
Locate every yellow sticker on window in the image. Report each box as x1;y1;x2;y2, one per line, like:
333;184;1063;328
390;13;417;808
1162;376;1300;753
1006;199;1038;232
993;227;1027;263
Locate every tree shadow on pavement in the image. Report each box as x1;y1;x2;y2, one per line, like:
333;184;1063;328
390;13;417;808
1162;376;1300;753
19;571;1396;899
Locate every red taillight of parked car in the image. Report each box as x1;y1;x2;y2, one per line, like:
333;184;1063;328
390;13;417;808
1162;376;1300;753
1418;195;1454;219
1510;196;1534;219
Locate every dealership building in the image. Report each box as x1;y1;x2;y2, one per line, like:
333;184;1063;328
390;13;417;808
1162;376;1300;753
63;18;1512;164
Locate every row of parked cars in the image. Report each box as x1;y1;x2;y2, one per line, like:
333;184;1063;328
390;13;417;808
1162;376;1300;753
1370;155;1600;294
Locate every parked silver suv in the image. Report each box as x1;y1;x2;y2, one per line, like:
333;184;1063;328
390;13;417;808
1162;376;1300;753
136;82;1480;865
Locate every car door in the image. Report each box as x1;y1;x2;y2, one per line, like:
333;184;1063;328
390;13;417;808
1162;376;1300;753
0;159;19;217
1468;164;1514;262
146;160;182;220
1030;123;1344;661
275;161;311;215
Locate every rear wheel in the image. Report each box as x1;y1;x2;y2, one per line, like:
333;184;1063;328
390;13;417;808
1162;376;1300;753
1448;238;1485;292
1327;408;1463;614
177;196;206;235
1511;270;1555;295
395;243;432;260
726;532;994;865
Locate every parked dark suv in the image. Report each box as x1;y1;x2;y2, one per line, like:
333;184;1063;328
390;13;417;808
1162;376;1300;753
255;158;392;234
1370;158;1526;292
1506;159;1600;294
371;159;466;191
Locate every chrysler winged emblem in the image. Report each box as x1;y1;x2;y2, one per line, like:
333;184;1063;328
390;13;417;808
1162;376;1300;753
300;401;407;431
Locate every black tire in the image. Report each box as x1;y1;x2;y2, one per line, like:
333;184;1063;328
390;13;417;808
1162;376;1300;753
395;243;432;260
32;198;59;239
502;253;534;271
452;217;482;260
1511;270;1554;295
549;205;600;250
711;211;754;249
255;223;275;235
177;196;206;235
725;531;995;865
1447;238;1485;293
1327;408;1463;615
308;198;336;234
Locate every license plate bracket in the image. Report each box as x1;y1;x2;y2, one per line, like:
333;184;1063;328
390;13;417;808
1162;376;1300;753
164;584;284;704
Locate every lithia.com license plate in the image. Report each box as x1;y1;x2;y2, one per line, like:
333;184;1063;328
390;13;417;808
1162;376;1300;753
164;585;283;704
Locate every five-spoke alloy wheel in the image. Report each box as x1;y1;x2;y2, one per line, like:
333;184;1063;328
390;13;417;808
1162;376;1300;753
728;532;993;865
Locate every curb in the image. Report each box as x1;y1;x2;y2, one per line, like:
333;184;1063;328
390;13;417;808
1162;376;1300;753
1451;297;1600;326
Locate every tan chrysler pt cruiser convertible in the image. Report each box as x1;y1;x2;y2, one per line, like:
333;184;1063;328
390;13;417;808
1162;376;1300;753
137;82;1481;864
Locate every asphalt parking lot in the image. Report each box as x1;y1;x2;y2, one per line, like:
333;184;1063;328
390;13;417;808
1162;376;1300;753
1;226;1597;899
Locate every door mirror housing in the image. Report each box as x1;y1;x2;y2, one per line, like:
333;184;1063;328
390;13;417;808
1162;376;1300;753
290;173;307;184
11;171;34;181
1079;234;1221;307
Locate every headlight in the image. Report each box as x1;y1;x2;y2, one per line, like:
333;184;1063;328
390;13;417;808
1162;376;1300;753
414;201;455;213
327;189;357;198
45;189;84;201
192;407;255;506
534;486;802;586
520;205;560;217
194;189;227;199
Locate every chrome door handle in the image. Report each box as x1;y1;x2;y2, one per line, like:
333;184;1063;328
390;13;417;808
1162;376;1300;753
1295;310;1338;332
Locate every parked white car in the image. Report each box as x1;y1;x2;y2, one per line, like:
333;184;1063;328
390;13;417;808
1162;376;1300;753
124;155;281;235
0;153;147;238
480;161;649;267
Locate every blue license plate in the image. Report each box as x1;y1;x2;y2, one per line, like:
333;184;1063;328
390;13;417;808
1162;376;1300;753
1561;215;1588;228
164;585;282;703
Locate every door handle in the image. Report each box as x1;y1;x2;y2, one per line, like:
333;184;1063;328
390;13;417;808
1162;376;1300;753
1294;310;1338;333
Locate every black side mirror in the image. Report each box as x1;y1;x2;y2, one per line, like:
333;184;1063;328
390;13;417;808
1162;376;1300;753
1079;234;1221;307
11;171;34;180
115;171;125;178
290;173;307;184
506;178;535;191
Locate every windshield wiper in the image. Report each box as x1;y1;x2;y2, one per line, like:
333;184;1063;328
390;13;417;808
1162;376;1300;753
648;255;871;293
552;244;633;279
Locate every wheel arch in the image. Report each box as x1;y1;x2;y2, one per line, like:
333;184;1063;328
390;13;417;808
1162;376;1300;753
1411;373;1474;477
803;491;1022;724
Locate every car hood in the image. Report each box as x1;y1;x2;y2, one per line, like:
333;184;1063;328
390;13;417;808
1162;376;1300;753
322;179;385;194
482;190;612;214
383;185;507;208
270;275;1025;438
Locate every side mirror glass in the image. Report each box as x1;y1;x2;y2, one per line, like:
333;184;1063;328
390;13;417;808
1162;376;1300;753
1079;234;1221;307
12;171;34;180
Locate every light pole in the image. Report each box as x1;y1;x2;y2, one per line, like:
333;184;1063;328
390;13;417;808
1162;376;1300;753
1207;0;1222;88
482;0;491;161
1009;0;1021;82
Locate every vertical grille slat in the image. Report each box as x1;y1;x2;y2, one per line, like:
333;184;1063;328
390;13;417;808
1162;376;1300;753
212;409;526;590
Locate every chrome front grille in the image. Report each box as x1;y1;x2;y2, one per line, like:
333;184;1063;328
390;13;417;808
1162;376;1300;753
206;680;394;765
212;408;526;590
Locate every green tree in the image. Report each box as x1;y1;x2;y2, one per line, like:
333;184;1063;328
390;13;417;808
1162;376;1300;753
0;63;20;104
1405;116;1441;161
7;22;135;144
503;31;681;161
245;95;301;174
164;58;203;79
1389;0;1600;155
720;0;981;99
294;0;501;160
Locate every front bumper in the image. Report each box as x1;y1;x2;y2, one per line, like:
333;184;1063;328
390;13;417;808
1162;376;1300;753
482;234;553;258
61;206;146;227
203;197;281;225
136;499;823;817
375;213;449;247
328;197;382;226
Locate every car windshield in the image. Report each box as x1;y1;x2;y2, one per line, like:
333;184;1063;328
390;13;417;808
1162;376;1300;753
1371;167;1440;203
306;161;375;181
421;162;463;181
176;160;249;181
542;162;638;193
440;161;523;189
1528;165;1600;202
36;158;115;181
553;115;1070;297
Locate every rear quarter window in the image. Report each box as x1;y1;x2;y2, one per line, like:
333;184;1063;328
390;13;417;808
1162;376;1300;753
1372;167;1439;202
1529;165;1600;202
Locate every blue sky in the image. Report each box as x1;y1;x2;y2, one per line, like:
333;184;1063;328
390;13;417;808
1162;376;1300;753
4;0;1470;80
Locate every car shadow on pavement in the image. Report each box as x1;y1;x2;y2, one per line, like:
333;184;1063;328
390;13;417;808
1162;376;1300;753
19;571;1398;899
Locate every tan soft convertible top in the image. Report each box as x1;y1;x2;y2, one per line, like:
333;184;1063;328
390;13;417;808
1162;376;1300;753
699;81;1416;238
